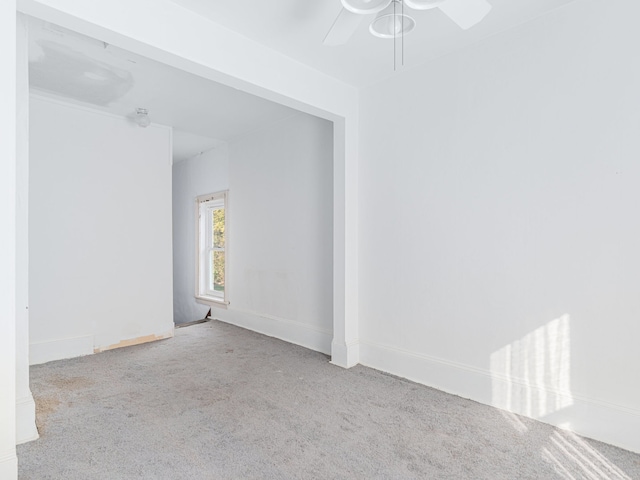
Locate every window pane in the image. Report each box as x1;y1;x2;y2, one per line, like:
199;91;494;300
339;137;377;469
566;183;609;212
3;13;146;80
213;251;225;292
212;208;225;249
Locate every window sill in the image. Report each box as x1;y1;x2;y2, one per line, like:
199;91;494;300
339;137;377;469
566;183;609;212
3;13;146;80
195;295;228;309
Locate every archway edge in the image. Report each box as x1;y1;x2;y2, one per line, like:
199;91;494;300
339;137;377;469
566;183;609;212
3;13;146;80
17;0;360;367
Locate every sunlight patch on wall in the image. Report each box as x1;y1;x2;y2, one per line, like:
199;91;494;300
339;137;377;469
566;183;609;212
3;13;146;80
542;430;632;480
490;314;572;418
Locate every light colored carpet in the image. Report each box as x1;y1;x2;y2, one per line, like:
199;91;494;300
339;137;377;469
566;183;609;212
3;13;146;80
18;321;640;479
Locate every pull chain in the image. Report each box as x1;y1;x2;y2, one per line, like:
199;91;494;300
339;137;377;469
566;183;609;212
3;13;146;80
393;0;396;71
393;0;405;71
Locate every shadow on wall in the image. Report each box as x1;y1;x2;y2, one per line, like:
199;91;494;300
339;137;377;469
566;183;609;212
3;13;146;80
490;314;572;419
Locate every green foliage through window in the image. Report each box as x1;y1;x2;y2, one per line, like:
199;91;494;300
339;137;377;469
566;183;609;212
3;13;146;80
212;209;225;248
211;208;225;290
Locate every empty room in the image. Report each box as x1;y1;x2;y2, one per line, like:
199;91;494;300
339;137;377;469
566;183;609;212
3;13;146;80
2;0;640;479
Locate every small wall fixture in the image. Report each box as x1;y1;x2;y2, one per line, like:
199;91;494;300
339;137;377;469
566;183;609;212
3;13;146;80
134;108;151;128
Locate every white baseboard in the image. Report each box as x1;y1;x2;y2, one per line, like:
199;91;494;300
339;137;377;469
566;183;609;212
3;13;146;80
213;308;332;356
30;334;94;365
0;450;17;480
331;340;360;368
16;393;38;444
360;340;640;454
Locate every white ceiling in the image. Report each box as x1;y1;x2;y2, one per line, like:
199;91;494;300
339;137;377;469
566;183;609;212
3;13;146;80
172;131;227;163
168;0;578;87
28;18;299;162
27;1;578;159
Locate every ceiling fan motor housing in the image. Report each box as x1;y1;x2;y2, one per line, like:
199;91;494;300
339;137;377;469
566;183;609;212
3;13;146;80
370;2;417;39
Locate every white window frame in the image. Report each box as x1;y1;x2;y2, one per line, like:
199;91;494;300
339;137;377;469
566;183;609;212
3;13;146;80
195;191;229;307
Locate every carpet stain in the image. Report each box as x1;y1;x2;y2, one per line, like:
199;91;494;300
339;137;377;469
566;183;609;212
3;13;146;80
35;395;61;435
49;374;94;390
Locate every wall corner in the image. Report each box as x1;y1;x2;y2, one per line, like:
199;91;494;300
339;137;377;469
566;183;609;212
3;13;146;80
330;340;360;368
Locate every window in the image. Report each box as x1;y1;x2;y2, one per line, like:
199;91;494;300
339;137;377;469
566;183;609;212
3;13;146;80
196;191;228;306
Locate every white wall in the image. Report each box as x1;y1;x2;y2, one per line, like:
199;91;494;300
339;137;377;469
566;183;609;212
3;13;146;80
220;113;334;352
29;95;174;364
0;0;18;476
358;0;640;453
172;145;229;324
173;113;334;353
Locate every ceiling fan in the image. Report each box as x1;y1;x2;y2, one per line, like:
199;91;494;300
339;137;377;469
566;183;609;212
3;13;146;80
324;0;492;46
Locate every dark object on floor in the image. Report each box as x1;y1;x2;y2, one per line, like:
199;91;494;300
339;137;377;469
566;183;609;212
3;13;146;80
175;309;212;329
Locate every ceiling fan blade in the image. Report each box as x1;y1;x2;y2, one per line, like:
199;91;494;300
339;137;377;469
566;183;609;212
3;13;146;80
438;0;492;30
323;8;365;46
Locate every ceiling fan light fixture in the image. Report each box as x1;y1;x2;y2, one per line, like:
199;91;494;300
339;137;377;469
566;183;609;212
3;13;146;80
369;2;416;39
341;0;392;14
403;0;448;10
